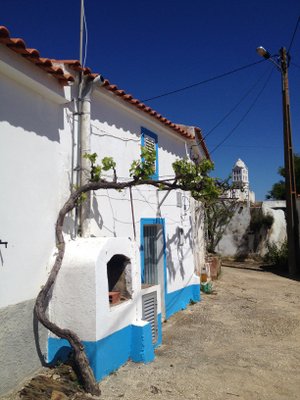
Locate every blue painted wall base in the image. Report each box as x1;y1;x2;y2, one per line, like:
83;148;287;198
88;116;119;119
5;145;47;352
165;284;200;320
48;314;162;381
131;323;154;363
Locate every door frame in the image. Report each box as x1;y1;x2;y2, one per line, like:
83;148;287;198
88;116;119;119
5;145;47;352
140;218;167;317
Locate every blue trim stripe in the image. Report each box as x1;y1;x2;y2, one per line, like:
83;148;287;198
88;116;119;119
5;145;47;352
48;314;162;382
165;284;200;320
131;323;154;363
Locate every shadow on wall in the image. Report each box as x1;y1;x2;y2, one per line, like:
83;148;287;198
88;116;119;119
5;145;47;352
166;234;176;282
0;77;65;142
91;98;188;160
92;194;104;230
166;228;190;282
234;207;274;261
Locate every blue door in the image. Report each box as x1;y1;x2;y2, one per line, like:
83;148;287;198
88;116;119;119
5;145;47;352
140;218;167;318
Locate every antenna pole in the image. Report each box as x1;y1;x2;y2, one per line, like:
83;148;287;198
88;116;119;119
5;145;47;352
79;0;84;66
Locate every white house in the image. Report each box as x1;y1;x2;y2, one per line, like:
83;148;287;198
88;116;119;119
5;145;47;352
0;26;210;394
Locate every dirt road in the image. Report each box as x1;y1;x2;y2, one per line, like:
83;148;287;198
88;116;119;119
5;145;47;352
99;263;300;400
3;263;300;400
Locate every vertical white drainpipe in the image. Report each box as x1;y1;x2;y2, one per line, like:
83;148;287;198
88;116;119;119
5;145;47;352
77;75;104;238
80;91;92;238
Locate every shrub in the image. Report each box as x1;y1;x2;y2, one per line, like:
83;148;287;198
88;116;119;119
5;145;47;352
249;211;274;233
263;240;288;268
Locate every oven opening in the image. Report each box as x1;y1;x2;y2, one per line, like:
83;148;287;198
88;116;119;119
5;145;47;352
107;254;132;306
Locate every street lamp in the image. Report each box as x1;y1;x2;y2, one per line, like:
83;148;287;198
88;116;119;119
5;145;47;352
256;46;299;275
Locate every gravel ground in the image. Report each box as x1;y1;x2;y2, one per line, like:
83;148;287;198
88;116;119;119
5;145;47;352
3;262;300;400
99;263;300;400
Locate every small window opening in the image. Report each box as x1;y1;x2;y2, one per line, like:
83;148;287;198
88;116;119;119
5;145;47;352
107;254;132;306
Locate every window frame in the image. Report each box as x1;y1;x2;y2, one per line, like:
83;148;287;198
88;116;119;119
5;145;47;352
141;127;159;180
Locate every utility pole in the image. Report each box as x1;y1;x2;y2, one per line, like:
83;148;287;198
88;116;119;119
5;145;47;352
280;47;299;274
257;45;300;274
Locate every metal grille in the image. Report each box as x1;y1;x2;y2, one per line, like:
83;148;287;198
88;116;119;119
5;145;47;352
144;135;156;172
142;291;158;343
143;225;158;285
145;135;155;153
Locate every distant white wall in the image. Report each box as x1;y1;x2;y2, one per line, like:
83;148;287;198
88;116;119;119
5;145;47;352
216;206;251;257
216;202;287;258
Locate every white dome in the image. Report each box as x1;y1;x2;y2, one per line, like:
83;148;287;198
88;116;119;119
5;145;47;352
233;158;247;169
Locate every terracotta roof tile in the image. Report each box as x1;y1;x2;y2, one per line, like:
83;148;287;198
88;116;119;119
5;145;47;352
0;26;74;85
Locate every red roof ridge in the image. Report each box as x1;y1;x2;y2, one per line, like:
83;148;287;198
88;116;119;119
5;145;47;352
0;26;74;85
56;58;203;143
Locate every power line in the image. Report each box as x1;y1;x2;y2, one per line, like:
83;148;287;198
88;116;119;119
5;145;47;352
202;66;272;141
211;144;281;149
288;15;300;53
141;60;266;102
210;68;274;155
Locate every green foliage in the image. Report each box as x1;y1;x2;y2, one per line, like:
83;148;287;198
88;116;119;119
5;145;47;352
84;149;223;204
263;240;288;268
267;154;300;200
249;211;274;233
84;152;101;182
129;146;156;180
172;158;221;201
83;152;97;164
84;150;227;221
101;157;116;171
76;192;88;205
84;153;116;182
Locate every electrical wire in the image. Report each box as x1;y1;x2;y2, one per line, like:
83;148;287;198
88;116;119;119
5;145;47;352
218;144;281;149
288;16;300;53
141;59;266;102
202;66;272;141
210;68;274;155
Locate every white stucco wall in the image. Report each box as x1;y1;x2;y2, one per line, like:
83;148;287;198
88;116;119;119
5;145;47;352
0;49;72;308
88;89;200;295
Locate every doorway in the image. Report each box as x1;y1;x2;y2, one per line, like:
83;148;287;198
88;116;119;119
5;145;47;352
140;218;166;318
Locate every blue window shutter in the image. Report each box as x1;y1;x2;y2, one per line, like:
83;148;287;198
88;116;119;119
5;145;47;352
141;127;158;180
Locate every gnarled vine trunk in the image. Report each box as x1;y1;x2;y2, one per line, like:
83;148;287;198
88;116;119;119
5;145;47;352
34;179;173;395
34;184;102;395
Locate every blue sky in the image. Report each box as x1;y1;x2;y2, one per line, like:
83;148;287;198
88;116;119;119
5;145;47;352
2;0;300;200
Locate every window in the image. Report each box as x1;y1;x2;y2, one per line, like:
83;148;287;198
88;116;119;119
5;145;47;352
141;127;158;180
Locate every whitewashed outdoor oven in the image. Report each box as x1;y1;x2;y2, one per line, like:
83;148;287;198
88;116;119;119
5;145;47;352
49;237;161;380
